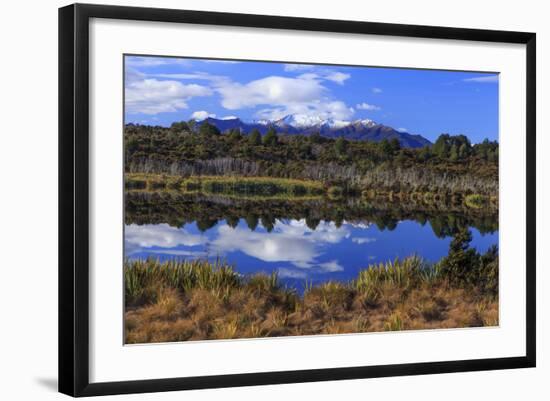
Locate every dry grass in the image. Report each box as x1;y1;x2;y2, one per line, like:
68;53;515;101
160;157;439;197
124;257;498;344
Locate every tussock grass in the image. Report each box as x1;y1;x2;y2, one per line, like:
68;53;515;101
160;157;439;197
125;251;498;343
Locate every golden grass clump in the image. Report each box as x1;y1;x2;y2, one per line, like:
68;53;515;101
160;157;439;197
124;255;498;344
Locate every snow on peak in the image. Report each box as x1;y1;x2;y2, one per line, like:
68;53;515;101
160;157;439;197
275;114;357;129
247;114;378;130
355;118;376;127
322;119;351;129
276;114;324;128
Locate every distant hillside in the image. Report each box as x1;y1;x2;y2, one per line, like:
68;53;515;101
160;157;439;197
196;115;432;148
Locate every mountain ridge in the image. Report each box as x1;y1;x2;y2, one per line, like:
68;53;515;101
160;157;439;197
196;115;432;148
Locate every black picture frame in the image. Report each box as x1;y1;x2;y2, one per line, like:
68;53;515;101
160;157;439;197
59;3;536;397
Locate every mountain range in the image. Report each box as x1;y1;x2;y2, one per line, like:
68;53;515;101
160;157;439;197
196;115;432;148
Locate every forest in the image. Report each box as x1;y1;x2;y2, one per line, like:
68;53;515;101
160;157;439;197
124;122;499;197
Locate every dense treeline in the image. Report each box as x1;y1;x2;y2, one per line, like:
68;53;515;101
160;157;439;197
124;122;499;195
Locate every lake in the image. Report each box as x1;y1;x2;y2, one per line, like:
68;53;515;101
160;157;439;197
124;191;498;291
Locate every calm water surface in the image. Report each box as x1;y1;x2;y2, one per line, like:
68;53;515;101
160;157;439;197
125;194;498;290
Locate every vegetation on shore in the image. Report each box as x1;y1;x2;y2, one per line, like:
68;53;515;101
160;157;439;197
125;229;498;343
125;172;496;209
124;124;498;196
126;173;324;199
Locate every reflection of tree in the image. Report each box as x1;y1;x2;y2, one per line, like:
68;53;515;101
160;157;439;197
373;215;398;231
261;215;276;232
196;218;218;232
334;210;344;228
305;216;320;230
245;214;259;231
226;215;239;229
125;192;498;237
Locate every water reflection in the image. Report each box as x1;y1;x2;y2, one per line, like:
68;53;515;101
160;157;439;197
125;210;498;288
125;191;499;238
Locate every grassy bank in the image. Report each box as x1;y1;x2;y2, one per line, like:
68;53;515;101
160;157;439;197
125;173;496;209
125;234;498;343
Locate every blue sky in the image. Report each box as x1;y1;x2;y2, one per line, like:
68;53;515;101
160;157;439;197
125;55;499;143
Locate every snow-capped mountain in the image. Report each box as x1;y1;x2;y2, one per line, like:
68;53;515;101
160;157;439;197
195;115;432;148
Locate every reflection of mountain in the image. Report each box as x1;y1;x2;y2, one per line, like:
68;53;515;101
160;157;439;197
125;191;499;238
196;115;432;148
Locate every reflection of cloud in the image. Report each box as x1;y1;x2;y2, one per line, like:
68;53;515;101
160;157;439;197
352;237;376;245
125;224;206;255
145;249;207;258
345;221;371;229
318;260;344;272
277;268;308;279
210;219;349;269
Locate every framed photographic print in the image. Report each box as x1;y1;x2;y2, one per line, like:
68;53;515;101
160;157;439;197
58;3;536;397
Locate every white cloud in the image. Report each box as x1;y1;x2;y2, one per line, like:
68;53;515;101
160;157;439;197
372;88;383;94
126;56;191;68
356;102;381;111
283;64;315;72
218;75;325;109
132;64;354;121
191;110;216;120
325;72;350;85
201;60;241;64
463;75;499;83
397;128;408;133
256;101;354;122
217;75;354;121
295;71;349;85
125;79;212;115
148;71;231;87
125;67;145;84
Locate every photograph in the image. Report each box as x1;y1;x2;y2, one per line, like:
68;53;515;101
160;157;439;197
123;55;500;344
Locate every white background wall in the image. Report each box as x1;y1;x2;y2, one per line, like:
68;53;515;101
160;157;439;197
0;0;546;399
